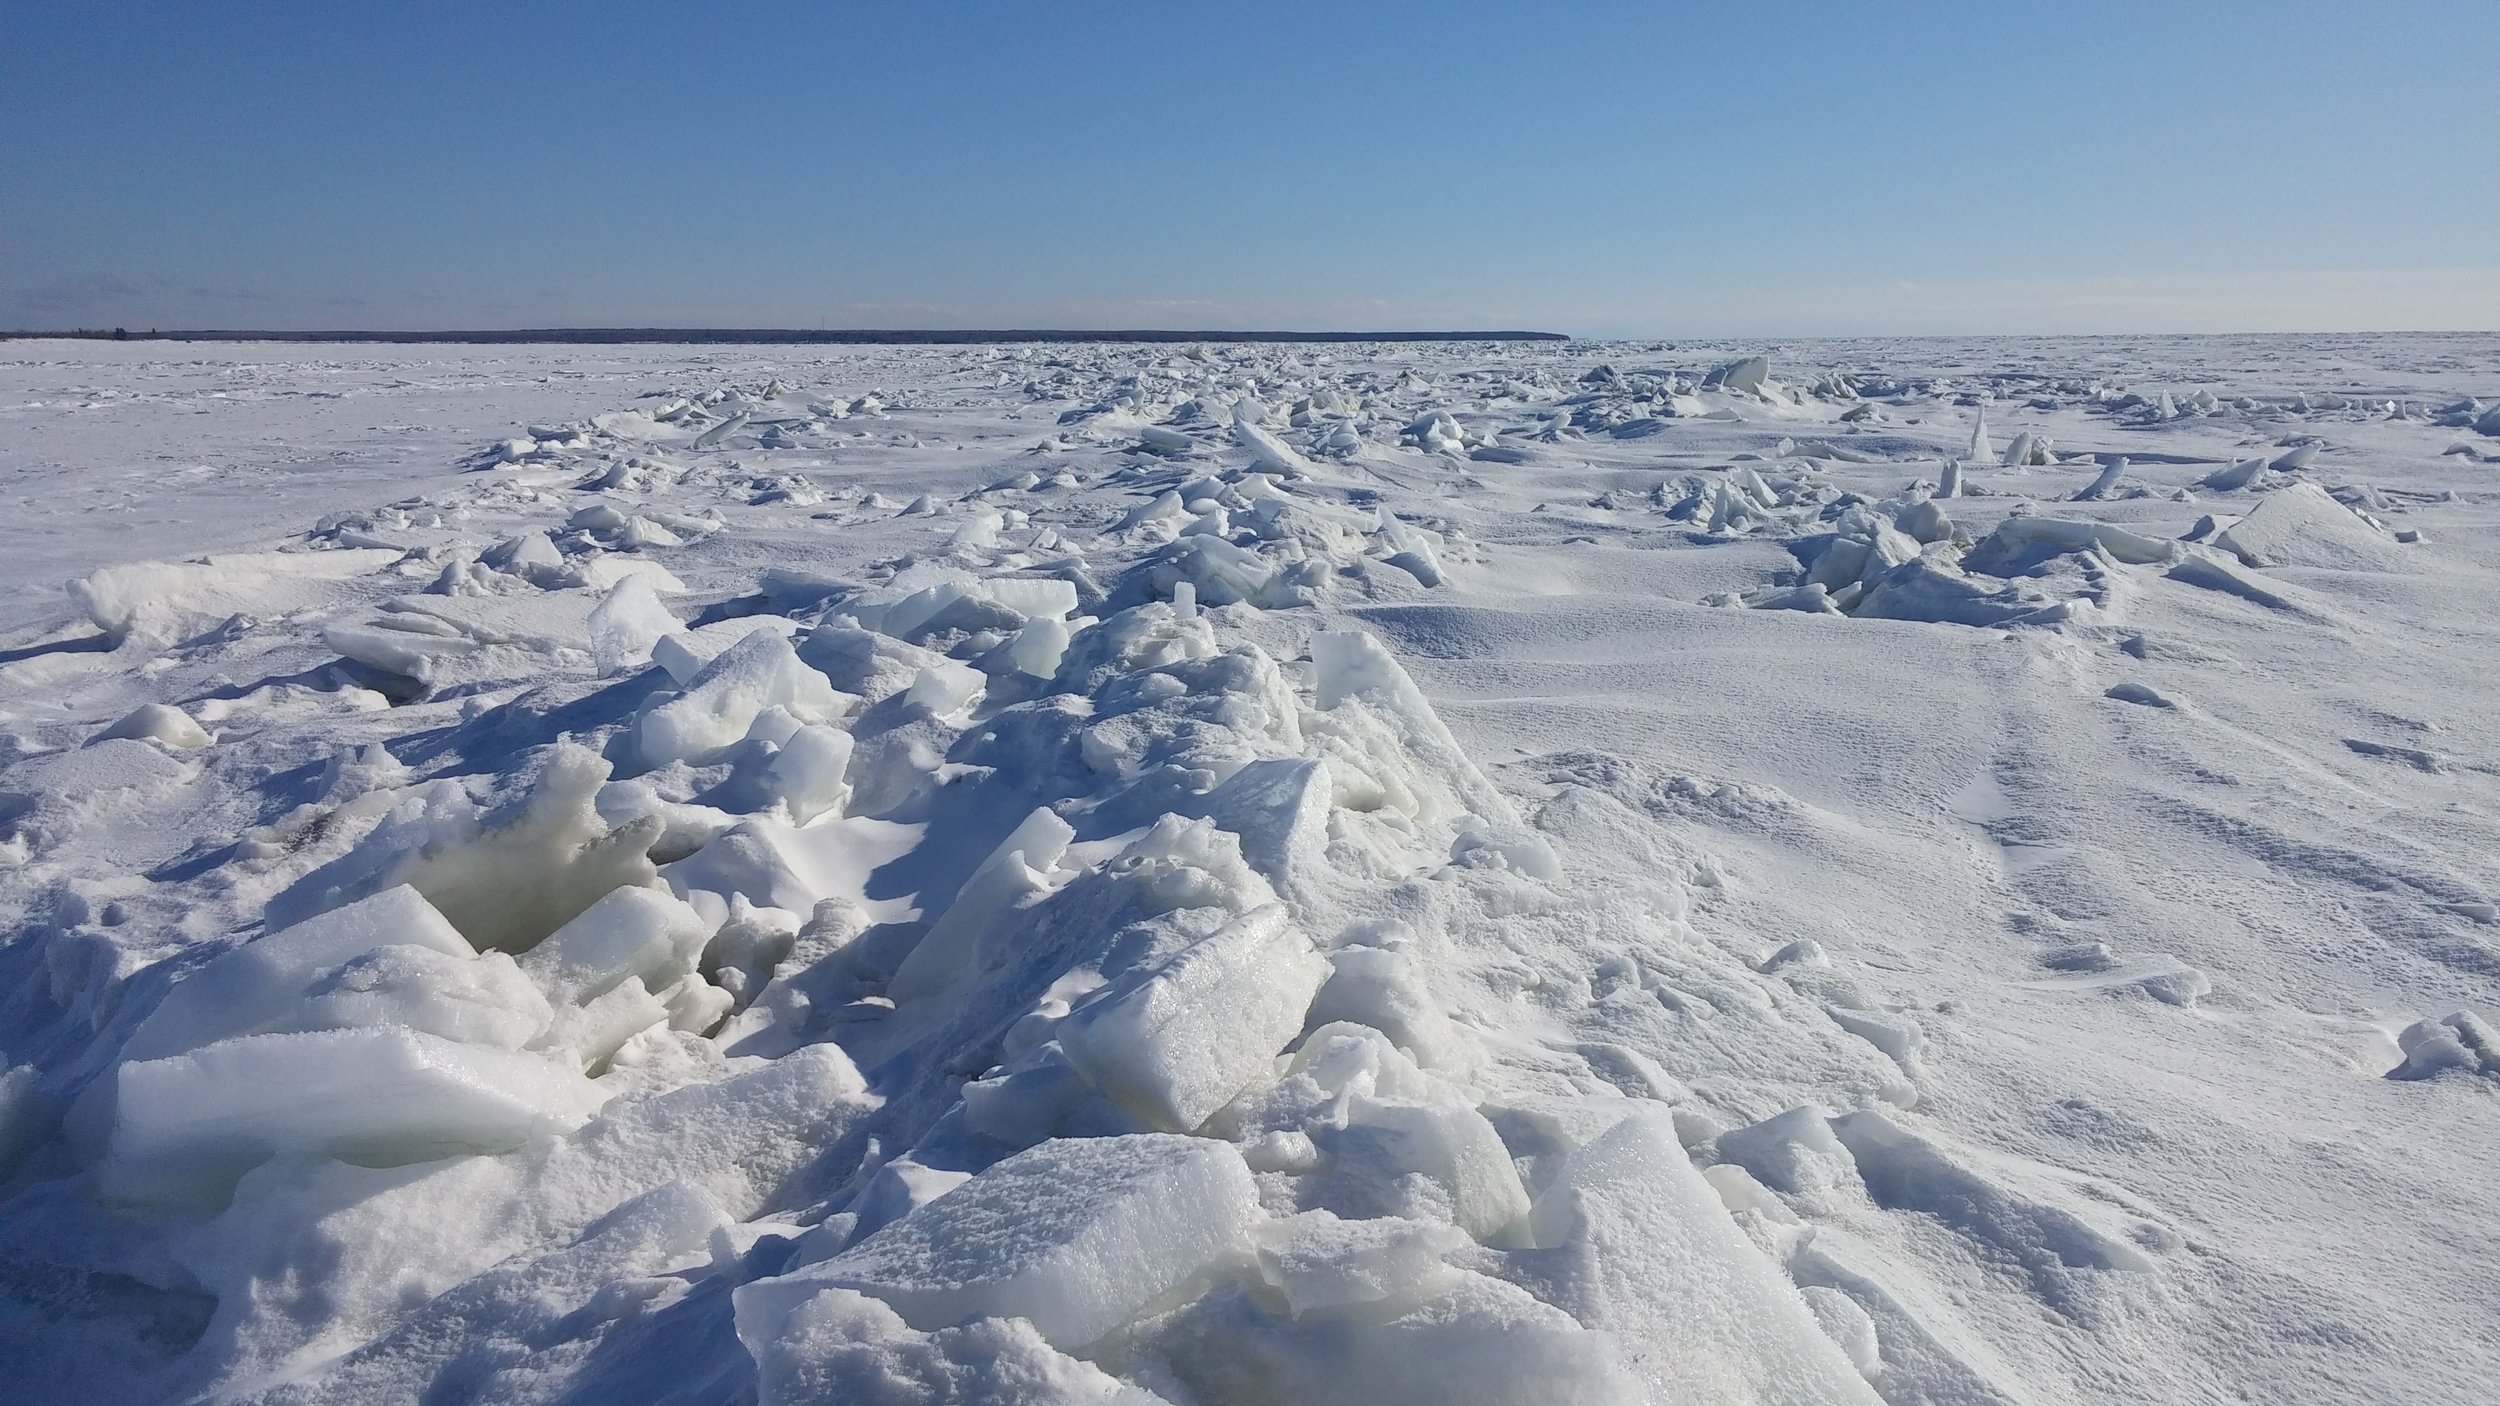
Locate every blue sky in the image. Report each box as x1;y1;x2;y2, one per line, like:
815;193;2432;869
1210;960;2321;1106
5;1;2494;336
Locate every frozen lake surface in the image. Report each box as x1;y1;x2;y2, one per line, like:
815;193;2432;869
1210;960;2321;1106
2;333;2495;1403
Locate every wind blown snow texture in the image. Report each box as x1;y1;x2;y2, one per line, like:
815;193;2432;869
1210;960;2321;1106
1;334;2497;1403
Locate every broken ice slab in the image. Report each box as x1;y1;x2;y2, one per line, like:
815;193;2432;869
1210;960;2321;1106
101;1026;605;1206
736;1133;1260;1350
1057;904;1328;1132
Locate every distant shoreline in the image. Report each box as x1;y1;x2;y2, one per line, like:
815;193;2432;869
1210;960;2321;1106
0;327;1571;346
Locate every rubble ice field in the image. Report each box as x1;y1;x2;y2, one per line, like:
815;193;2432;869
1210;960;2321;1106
1;333;2495;1404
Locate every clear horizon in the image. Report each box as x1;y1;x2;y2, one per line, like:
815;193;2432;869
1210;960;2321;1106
7;0;2496;338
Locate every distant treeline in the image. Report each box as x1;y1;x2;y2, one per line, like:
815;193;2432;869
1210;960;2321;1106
2;327;1570;346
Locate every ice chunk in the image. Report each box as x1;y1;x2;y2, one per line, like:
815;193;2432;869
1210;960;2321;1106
977;576;1080;622
650;616;801;686
746;704;806;748
572;554;685;594
1894;498;1954;544
1373;511;1446;587
1962;516;2178;573
1051;600;1219;693
1116;489;1190;533
1705;478;1774;534
949;507;1006;554
267;745;662;955
173;1046;871;1369
1184;756;1331;897
1850;552;2080;622
295;944;553;1049
745;1287;1169;1406
1310;629;1511;824
846;1156;978;1245
2167;552;2300;612
999;613;1073;679
2389;1011;2500;1080
102;1027;604;1205
2210;482;2410;571
738;1134;1260;1349
1317;1094;1532;1241
216;1181;735;1402
908;579;1055;640
0;1066;47;1180
1057;905;1324;1131
661;813;924;929
1288;1022;1440;1105
586;574;681;677
1236;419;1314;476
1707;356;1771;394
482;530;563;578
638;629;852;770
902;659;984;716
1803;512;1916;593
119;885;474;1065
850;578;983;647
96;702;212;749
2200;457;2267;492
325;589;611;685
887;806;1074;1003
960;1047;1094;1151
1151;534;1278;608
2002;431;2056;467
321;616;485;681
1159;1267;1637;1406
572;497;635;530
1140;423;1196;454
1405;410;1467;454
1314;628;1424;712
1733;583;1841;614
796;618;939;700
616;513;688;550
517;884;711;1007
1306;944;1470;1072
70;547;401;646
1250;1210;1472;1316
2074;456;2128;500
762;723;856;825
1966;408;1994;464
1450;823;1561;880
1528;1106;1881;1404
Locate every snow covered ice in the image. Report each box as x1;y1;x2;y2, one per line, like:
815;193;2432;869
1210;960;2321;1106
1;333;2497;1403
